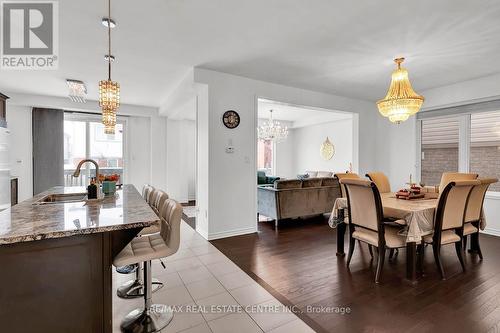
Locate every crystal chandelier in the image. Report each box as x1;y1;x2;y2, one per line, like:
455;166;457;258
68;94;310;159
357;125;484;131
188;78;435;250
99;0;120;134
258;110;288;142
377;58;424;124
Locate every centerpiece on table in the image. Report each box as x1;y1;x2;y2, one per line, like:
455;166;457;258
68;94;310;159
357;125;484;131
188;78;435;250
98;174;120;195
396;174;425;200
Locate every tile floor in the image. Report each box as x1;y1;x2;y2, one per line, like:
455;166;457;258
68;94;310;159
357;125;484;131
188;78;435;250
112;221;314;333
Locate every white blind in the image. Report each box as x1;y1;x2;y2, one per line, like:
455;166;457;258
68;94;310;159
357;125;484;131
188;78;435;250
417;99;500;119
422;117;459;146
471;111;500;145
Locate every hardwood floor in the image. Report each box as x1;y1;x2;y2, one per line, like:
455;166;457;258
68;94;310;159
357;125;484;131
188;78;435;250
212;217;500;333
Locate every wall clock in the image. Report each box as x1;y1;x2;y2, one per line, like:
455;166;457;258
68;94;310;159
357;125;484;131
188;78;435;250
222;110;240;129
320;137;335;160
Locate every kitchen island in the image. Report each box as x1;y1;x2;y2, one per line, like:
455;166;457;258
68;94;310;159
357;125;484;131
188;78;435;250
0;185;159;333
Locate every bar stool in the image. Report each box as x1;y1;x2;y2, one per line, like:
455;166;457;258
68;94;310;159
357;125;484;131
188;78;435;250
117;189;169;299
117;184;156;275
114;198;183;333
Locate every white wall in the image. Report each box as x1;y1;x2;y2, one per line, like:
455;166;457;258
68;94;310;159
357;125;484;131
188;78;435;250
127;116;152;191
193;68;376;240
165;119;196;203
6;106;32;201
374;115;417;191
274;132;294;179
292;118;353;176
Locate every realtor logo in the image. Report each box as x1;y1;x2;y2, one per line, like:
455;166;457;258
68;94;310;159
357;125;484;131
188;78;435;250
1;1;58;69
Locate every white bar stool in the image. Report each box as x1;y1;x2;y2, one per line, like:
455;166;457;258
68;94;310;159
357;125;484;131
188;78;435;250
117;189;169;299
114;198;183;332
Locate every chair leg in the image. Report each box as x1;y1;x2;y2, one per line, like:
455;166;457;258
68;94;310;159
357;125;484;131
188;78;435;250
432;244;446;280
455;241;466;272
347;235;356;267
120;260;174;333
463;235;468;252
389;249;395;260
476;233;484;260
368;245;373;258
471;231;483;260
375;247;386;283
117;262;163;299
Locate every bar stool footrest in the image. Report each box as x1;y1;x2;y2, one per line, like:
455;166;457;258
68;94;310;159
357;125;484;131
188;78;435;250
117;278;163;299
120;305;173;333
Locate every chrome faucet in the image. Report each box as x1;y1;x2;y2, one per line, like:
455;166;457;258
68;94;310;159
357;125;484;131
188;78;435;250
73;159;101;196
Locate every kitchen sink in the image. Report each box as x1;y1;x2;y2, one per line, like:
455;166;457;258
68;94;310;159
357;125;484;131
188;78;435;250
34;193;88;205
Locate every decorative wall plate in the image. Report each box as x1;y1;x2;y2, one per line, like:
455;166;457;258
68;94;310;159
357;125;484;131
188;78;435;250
222;110;240;129
320;137;335;160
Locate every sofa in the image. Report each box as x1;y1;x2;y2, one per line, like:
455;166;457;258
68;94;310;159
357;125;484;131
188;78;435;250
258;177;341;228
304;170;335;178
257;170;280;185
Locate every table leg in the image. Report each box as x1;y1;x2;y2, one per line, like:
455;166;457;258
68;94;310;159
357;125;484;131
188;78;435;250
336;222;346;257
405;242;418;285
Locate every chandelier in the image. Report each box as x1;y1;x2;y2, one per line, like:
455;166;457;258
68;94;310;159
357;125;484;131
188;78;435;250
377;58;424;124
99;0;120;134
258;110;288;142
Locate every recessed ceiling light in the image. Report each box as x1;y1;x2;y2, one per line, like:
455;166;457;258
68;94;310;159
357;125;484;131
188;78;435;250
66;79;87;103
101;17;116;28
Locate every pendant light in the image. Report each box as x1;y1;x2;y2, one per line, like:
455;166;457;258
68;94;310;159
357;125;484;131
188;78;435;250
377;58;424;124
257;110;288;142
99;0;120;134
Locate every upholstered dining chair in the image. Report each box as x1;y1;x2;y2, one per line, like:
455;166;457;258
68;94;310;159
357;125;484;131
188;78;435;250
341;178;407;283
334;172;360;198
438;172;478;194
462;178;498;259
420;180;479;280
365;172;391;193
114;198;183;332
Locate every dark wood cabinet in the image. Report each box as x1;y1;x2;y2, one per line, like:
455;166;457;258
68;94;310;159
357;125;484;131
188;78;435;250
10;177;18;206
0;93;8;128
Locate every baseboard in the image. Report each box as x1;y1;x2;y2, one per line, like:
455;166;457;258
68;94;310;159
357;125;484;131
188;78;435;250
481;227;500;237
207;226;258;240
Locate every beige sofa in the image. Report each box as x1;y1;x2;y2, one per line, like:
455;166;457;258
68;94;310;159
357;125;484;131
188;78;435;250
258;177;341;229
305;170;335;178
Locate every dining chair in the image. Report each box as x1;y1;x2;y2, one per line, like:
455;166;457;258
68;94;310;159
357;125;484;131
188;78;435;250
341;178;406;283
438;172;478;194
420;180;479;279
365;172;391;193
462;178;498;259
334;172;360;198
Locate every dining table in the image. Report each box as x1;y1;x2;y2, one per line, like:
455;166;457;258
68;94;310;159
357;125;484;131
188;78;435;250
332;192;439;284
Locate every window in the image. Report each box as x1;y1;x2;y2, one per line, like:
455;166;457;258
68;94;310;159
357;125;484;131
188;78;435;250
470;111;500;192
419;110;500;192
420;116;459;186
64;113;125;186
257;140;274;175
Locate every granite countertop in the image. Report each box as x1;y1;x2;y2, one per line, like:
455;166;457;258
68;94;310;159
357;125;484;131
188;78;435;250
0;184;159;245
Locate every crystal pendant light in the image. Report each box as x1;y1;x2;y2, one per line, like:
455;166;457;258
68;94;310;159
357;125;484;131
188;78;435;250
377;58;424;124
257;110;288;142
99;0;119;134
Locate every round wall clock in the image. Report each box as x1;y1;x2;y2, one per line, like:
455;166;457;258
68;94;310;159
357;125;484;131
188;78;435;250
320;137;335;160
222;110;240;129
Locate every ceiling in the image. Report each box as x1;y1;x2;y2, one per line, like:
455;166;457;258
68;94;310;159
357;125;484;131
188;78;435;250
0;0;499;107
258;99;352;128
